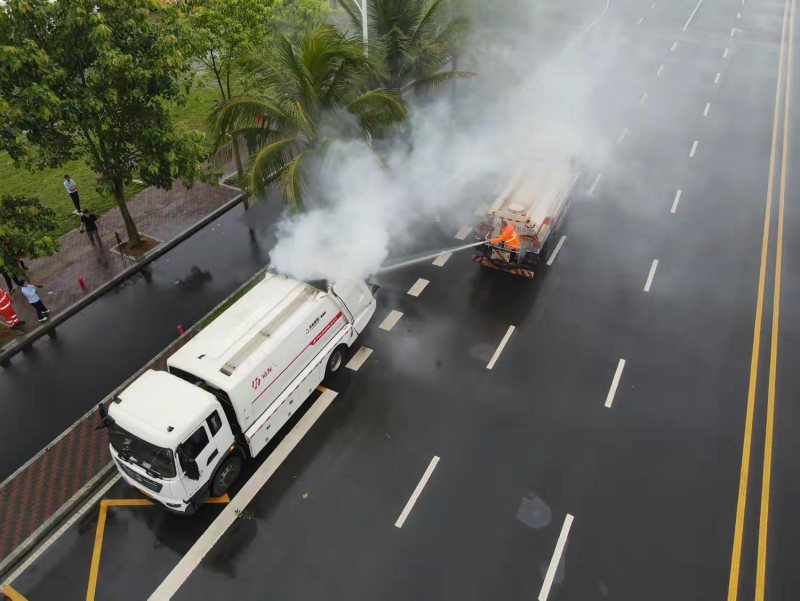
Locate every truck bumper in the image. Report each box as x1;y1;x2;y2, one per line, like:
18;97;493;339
472;255;536;278
114;461;209;515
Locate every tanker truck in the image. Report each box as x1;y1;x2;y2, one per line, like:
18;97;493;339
98;274;376;513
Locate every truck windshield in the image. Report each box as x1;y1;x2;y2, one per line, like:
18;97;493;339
109;424;176;479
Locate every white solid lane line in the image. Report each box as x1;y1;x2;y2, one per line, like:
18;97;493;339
657;64;665;76
395;456;440;528
583;0;611;33
379;310;404;331
689;140;699;158
644;259;659;292
714;72;721;84
407;278;430;297
604;360;627;408
588;173;602;196
432;252;452;267
455;226;472;240
704;102;711;116
639;93;648;106
671;189;682;214
616;128;629;145
346;346;373;371
487;325;515;370
538;514;576;601
683;0;704;31
547;235;567;266
149;388;339;601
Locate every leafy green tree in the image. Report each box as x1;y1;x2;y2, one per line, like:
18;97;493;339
339;0;472;94
181;0;329;205
0;196;58;277
0;0;208;247
208;24;406;210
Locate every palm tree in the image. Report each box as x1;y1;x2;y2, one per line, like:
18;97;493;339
207;25;407;210
339;0;473;95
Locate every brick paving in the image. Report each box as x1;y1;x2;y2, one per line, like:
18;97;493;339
0;181;239;345
0;329;198;565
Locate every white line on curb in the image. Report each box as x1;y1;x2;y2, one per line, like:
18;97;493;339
547;236;567;266
684;0;704;31
605;360;627;408
395;456;440;528
538;514;575;600
432;252;452;267
455;226;472;240
588;173;603;196
487;326;515;370
379;310;404;331
644;259;659;292
346;346;373;371
407;278;430;297
671;189;682;214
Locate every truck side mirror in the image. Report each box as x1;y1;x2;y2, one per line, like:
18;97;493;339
95;403;114;431
178;449;200;480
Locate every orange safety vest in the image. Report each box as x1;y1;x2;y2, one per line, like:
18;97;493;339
489;223;521;249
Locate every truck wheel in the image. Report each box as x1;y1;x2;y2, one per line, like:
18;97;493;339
211;455;242;497
326;345;347;375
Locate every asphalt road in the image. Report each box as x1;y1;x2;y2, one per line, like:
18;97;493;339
5;0;799;599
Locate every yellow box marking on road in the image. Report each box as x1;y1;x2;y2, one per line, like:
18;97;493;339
2;584;29;601
756;0;795;597
727;0;791;599
85;494;230;601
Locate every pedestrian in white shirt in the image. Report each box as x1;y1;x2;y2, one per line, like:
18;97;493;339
20;280;50;322
63;174;82;214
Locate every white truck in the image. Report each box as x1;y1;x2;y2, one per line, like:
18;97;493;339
98;273;376;513
473;160;578;278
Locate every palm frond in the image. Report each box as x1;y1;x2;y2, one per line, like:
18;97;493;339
246;137;298;198
280;150;309;211
400;69;476;95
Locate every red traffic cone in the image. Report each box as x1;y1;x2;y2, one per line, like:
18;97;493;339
78;277;86;289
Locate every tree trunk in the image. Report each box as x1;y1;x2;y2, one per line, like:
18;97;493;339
113;179;142;248
232;141;249;210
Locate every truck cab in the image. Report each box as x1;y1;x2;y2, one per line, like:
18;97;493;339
108;370;235;512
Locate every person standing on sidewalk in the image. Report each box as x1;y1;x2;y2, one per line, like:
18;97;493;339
80;209;102;246
19;280;50;322
0;288;23;327
63;175;82;214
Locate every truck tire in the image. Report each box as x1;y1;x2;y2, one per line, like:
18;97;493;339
211;455;242;497
326;345;347;375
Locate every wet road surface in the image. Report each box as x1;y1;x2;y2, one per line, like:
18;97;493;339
5;0;800;599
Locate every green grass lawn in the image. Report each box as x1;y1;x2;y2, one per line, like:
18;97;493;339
1;76;221;238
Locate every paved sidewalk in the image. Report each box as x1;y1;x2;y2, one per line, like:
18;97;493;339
1;181;239;346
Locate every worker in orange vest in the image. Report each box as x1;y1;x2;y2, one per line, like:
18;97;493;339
489;220;521;250
0;288;23;328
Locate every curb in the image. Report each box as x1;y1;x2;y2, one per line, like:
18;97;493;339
0;189;243;366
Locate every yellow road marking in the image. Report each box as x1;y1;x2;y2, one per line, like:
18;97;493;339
727;1;791;598
2;584;28;601
85;494;230;601
316;385;328;392
85;501;109;601
756;0;795;596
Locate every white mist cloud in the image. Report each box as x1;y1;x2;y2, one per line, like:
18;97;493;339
268;0;624;282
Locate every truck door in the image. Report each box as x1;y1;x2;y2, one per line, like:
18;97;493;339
177;424;216;500
331;280;374;333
